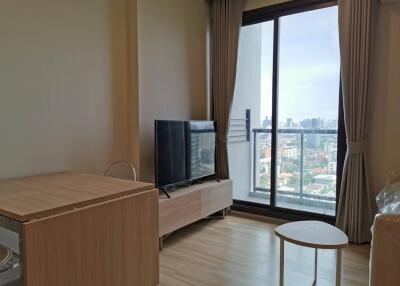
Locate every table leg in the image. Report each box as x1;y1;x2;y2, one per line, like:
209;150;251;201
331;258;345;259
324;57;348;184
336;248;342;286
312;248;318;286
280;239;284;286
159;236;163;251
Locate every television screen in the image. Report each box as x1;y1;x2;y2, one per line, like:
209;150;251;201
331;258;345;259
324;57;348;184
187;121;216;180
155;120;216;189
155;120;187;188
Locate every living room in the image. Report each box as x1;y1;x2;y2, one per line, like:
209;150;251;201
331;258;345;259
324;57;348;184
0;0;399;285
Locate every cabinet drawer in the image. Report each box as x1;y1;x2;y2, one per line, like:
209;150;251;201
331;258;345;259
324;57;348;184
159;191;201;236
201;180;233;217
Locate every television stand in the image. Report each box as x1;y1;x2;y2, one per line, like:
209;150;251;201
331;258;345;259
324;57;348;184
159;188;171;198
211;175;221;182
158;179;232;250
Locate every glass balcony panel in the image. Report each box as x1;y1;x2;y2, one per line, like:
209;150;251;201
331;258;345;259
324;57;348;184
276;132;301;195
253;131;271;205
274;130;337;215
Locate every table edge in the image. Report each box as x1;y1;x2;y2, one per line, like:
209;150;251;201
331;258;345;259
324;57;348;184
0;184;155;223
274;230;349;249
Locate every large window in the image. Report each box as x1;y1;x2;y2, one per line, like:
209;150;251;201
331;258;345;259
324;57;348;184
231;0;343;218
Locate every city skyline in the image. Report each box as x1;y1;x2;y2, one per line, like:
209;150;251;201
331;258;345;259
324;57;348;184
262;115;339;130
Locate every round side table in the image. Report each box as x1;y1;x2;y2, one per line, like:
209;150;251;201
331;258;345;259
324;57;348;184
275;221;348;286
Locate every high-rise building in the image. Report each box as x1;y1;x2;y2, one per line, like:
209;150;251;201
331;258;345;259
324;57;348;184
283;146;297;158
326;119;338;129
286;118;294;128
307;134;320;148
300;118;312;129
311;118;324;129
262;116;272;128
328;161;337;174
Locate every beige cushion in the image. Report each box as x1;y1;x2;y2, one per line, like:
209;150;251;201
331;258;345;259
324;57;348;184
370;214;400;286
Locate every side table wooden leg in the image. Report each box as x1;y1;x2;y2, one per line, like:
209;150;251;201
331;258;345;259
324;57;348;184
280;239;284;286
336;248;342;286
312;248;318;286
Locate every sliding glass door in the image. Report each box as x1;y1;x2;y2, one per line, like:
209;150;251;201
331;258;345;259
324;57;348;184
275;7;340;215
231;0;342;218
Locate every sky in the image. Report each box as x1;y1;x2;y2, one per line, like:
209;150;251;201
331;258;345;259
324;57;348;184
257;6;340;124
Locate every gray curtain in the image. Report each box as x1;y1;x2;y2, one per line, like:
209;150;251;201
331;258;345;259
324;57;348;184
336;0;374;243
211;0;244;179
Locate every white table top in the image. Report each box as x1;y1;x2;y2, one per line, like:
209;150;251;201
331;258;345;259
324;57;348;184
275;220;348;249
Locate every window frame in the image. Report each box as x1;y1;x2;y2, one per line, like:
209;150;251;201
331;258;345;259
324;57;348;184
242;0;338;27
232;0;345;224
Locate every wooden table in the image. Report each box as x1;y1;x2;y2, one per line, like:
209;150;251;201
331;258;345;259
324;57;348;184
275;221;348;286
0;172;159;286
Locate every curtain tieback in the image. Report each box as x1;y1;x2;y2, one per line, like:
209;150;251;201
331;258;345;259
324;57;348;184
217;133;228;144
347;139;367;154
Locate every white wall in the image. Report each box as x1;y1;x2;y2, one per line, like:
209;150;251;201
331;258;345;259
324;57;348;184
368;3;400;194
0;0;137;180
229;25;262;200
137;0;209;182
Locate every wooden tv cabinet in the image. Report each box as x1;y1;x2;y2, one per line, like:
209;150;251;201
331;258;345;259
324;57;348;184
159;180;232;240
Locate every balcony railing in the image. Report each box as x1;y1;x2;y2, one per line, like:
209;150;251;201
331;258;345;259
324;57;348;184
252;128;338;211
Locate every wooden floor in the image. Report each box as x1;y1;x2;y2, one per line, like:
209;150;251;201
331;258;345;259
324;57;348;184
160;212;370;286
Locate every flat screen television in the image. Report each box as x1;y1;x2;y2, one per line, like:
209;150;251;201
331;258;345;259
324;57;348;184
155;120;216;190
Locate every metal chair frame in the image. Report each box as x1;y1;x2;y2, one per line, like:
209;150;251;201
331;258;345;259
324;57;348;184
104;161;137;181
